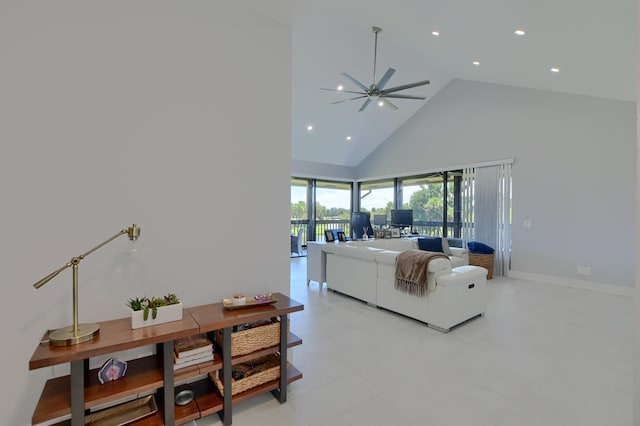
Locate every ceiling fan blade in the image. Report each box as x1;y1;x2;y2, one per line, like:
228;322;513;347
376;68;396;90
320;88;366;95
382;93;426;100
341;72;370;92
358;98;372;112
380;80;430;95
331;95;368;105
380;98;398;111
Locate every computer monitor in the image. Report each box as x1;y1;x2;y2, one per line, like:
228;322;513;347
373;214;387;227
350;212;373;239
390;209;413;228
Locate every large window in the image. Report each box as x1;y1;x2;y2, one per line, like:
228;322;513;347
359;179;394;220
292;170;462;242
290;178;309;222
291;177;352;243
358;170;462;237
399;173;460;236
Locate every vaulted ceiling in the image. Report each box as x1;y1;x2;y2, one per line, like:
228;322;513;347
238;0;637;167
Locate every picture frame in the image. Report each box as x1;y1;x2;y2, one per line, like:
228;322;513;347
374;229;386;239
324;229;335;242
384;230;392;239
390;228;401;238
337;231;347;242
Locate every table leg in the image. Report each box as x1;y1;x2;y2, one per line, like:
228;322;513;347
70;360;85;426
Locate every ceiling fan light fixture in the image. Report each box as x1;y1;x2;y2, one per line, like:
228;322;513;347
324;26;430;112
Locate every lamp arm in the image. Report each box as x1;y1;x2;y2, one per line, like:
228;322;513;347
32;225;140;289
80;229;128;259
33;262;72;289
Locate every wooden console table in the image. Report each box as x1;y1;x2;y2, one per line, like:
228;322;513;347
28;293;303;426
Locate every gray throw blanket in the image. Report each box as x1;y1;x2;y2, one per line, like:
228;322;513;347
395;250;449;296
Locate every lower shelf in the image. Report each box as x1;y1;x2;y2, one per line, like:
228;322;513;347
48;365;302;426
199;364;302;416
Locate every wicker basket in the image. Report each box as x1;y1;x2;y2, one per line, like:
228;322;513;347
468;253;494;279
214;320;285;357
210;353;283;396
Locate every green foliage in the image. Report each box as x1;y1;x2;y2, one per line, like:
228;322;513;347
291;200;307;220
407;185;452;222
126;293;181;321
126;296;146;311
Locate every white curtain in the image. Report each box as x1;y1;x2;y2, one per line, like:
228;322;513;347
460;162;512;277
461;167;475;243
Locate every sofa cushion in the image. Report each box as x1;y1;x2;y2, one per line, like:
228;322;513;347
330;244;383;261
436;265;488;287
376;250;452;282
375;250;399;266
417;237;444;253
449;255;467;268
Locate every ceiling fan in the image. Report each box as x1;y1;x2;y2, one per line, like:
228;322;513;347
322;26;430;112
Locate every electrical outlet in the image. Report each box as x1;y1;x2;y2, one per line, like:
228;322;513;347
577;266;591;275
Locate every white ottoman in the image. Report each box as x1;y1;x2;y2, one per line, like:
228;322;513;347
427;265;488;332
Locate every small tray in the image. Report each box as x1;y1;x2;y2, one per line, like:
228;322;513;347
85;395;158;426
223;295;278;310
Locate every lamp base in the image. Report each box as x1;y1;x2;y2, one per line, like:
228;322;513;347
48;323;100;346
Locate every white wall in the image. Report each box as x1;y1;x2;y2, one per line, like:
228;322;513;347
634;3;639;423
356;79;636;289
0;2;291;424
291;158;356;181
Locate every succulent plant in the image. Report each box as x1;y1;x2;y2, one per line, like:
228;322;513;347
126;296;147;311
127;293;180;321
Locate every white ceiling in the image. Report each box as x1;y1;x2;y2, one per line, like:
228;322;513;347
241;0;637;168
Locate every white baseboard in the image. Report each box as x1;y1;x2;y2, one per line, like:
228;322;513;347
507;270;634;298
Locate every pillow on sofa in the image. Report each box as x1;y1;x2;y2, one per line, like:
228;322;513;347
417;237;444;253
467;241;494;254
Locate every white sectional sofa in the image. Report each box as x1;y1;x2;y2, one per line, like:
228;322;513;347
321;237;488;332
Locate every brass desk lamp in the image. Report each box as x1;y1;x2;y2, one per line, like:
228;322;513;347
33;224;141;346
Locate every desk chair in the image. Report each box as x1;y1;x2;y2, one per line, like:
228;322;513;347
291;227;304;257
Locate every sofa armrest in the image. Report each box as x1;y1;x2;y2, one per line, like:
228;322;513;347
449;247;469;267
449;247;468;258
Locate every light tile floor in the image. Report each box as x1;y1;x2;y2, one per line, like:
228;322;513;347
194;256;633;425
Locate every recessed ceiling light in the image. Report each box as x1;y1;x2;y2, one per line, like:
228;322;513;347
346;136;352;141
378;101;384;107
550;67;560;73
306;125;313;131
431;31;440;36
472;61;480;66
514;29;526;36
337;85;344;91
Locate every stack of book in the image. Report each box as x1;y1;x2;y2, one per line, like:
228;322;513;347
173;334;213;370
